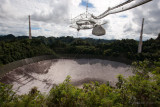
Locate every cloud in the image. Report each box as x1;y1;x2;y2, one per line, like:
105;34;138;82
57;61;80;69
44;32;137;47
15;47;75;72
0;0;159;40
79;0;94;8
124;0;160;39
31;0;70;24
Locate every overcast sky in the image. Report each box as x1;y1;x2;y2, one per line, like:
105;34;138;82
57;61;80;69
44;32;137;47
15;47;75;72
0;0;159;40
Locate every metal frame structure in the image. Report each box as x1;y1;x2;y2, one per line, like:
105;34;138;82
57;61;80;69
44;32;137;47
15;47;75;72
70;0;153;36
92;0;152;19
70;13;104;31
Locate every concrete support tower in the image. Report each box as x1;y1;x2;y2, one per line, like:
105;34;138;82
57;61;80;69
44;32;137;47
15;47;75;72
138;18;144;53
29;15;32;39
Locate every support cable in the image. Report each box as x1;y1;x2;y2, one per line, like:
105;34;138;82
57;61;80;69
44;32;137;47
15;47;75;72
86;0;89;18
93;0;152;19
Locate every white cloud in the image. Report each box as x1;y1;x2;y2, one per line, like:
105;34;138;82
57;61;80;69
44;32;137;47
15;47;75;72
0;0;159;40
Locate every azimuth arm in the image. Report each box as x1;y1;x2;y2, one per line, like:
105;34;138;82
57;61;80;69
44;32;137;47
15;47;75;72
92;0;153;19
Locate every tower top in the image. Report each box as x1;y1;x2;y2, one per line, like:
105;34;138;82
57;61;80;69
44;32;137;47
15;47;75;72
29;15;32;39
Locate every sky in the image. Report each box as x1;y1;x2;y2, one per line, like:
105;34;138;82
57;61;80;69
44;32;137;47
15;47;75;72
0;0;159;40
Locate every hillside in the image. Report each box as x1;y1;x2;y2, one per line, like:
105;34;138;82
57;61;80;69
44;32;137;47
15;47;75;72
0;34;160;106
0;34;160;65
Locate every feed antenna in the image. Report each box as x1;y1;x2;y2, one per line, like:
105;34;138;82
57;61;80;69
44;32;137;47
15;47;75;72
70;0;107;36
70;0;153;36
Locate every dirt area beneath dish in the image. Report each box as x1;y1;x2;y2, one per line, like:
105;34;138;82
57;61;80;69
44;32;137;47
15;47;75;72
0;59;133;95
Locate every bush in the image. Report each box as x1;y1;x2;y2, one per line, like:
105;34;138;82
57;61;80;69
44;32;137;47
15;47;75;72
0;61;160;107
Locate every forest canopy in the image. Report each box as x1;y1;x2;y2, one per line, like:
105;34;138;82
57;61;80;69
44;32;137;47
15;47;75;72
0;34;160;65
0;60;160;107
0;34;160;106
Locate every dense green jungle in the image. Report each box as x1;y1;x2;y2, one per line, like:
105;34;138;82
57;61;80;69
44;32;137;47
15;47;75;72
0;34;160;65
0;34;160;107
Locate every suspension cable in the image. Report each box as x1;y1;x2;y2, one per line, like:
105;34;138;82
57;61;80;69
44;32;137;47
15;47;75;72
93;0;152;19
86;0;89;18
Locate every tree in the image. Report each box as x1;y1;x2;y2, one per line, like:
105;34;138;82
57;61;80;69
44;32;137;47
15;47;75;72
156;33;160;40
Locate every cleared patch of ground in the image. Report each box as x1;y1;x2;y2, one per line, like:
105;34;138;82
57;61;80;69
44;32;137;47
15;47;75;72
0;59;133;95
